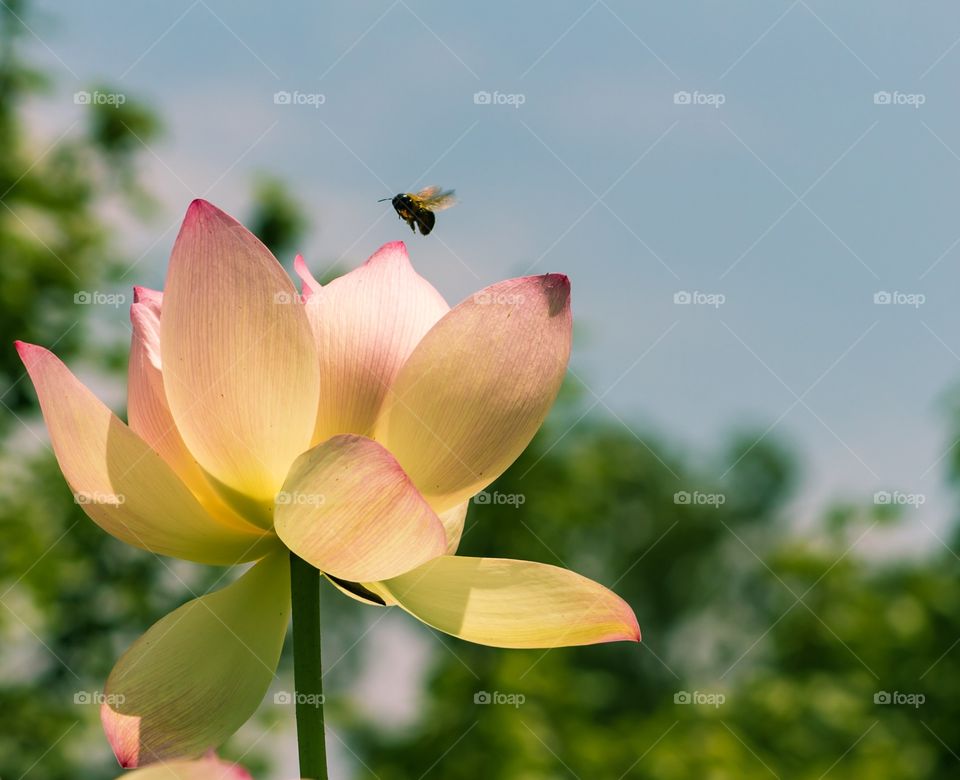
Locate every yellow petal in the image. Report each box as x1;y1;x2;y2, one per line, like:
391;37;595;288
102;553;290;767
274;435;446;581
302;242;448;443
160;200;319;508
16;342;273;565
128;287;268;533
438;501;469;554
379;556;640;648
376;275;571;513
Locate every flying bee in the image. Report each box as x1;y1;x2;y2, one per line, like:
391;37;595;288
379;186;457;235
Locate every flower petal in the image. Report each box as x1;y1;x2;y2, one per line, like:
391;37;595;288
302;241;449;442
116;754;252;779
16;342;273;565
379;556;640;648
438;501;469;554
102;552;290;767
160;200;319;507
293;253;321;301
324;574;388;607
375;275;571;513
274;434;446;581
128;288;268;533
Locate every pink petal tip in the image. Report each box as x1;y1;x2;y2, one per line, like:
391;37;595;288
539;273;570;316
365;240;409;267
132;286;161;305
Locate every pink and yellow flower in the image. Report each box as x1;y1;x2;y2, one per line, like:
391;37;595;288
17;200;639;767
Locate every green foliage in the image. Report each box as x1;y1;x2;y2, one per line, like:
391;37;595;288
352;419;959;779
0;1;158;427
248;174;309;261
0;454;224;776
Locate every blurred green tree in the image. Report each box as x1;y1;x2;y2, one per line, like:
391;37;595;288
248;173;310;262
0;0;164;426
351;415;959;779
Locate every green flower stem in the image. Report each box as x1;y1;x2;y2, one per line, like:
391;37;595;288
289;552;328;780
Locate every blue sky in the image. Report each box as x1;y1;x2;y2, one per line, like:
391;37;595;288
20;0;960;548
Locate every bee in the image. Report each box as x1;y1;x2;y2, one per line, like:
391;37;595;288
380;186;456;235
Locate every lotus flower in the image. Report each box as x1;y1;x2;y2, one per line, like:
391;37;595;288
17;200;639;767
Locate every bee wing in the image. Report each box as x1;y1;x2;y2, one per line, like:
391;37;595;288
413;185;442;200
413;186;457;212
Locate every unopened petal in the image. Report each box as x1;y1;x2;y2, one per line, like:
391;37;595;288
302;241;449;442
380;556;640;648
376;275;571;513
16;342;273;565
274;434;446;582
160;200;319;508
102;553;290;767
